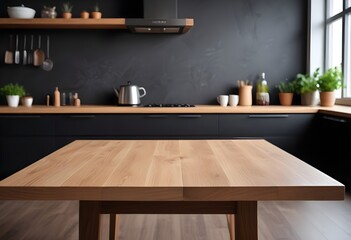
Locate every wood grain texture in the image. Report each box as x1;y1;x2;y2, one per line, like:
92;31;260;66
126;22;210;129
0;105;350;117
235;201;257;240
0;18;127;29
1;194;351;240
79;201;101;240
0;105;323;114
0;139;344;201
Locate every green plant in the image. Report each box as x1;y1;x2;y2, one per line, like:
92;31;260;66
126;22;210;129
295;68;320;94
318;66;342;92
276;79;296;93
0;83;26;96
93;3;100;12
62;2;73;13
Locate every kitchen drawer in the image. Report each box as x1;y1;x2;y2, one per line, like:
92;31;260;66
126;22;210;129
219;114;316;137
54;114;219;137
0;115;54;136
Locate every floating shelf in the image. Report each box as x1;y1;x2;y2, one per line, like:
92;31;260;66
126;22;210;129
0;18;128;29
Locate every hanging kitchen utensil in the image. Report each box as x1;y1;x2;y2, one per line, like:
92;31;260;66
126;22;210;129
33;35;45;66
41;35;53;71
23;35;27;65
14;34;20;64
4;34;13;64
27;35;34;65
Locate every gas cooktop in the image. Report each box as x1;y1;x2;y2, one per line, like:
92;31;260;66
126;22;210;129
143;104;195;107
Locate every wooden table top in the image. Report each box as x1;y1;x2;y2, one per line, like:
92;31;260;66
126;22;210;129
0;140;344;201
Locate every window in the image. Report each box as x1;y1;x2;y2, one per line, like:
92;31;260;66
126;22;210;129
325;0;351;98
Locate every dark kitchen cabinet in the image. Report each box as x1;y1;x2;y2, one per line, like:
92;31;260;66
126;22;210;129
54;114;219;147
316;113;351;189
218;114;318;165
0;115;55;180
0;112;324;181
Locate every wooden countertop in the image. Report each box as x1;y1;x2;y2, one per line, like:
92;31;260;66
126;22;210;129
0;139;344;201
0;104;350;118
0;104;350;117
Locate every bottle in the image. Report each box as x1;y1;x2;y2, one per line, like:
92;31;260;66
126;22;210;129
54;87;60;107
73;93;80;106
69;92;73;105
256;73;270;105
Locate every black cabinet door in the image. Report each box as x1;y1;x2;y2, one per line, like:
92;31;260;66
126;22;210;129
219;114;318;164
0;115;54;136
54;114;219;138
0;115;55;180
316;114;351;189
219;114;316;137
0;136;55;179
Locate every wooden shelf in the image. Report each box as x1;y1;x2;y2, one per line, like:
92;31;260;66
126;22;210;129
0;18;127;29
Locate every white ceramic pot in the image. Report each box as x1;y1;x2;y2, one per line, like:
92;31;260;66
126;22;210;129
301;91;319;106
6;95;20;107
7;5;36;19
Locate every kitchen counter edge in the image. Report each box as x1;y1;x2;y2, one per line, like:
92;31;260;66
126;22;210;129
0;105;350;118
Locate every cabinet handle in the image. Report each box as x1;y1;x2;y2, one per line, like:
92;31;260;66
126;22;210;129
177;115;202;118
69;115;95;118
322;116;347;123
146;115;168;118
248;114;289;118
0;115;41;119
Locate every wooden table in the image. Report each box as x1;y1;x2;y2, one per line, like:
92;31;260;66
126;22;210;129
0;140;345;240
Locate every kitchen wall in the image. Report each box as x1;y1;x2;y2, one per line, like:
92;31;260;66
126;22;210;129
0;0;307;105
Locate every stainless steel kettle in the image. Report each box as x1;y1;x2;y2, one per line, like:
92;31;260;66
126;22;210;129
114;81;146;105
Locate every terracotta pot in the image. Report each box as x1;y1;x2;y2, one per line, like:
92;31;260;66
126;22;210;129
80;11;89;19
62;12;72;19
319;91;336;107
90;11;102;19
279;92;294;106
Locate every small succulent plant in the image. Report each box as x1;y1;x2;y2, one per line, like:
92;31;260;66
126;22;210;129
61;2;73;13
93;3;100;12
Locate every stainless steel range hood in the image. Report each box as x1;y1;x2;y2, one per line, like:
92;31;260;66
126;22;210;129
125;0;194;34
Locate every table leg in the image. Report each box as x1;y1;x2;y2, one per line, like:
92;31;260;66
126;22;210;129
79;201;101;240
109;214;120;240
235;201;257;240
227;214;235;240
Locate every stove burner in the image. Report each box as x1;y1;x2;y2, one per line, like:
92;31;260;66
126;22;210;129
144;104;195;107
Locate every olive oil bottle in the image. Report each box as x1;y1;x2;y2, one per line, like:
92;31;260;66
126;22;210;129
256;73;270;105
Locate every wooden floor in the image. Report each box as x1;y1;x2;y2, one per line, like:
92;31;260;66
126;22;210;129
0;193;350;240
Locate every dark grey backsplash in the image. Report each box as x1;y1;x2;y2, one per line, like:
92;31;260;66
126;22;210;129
0;0;307;105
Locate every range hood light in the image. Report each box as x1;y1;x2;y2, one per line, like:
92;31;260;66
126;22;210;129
133;26;182;33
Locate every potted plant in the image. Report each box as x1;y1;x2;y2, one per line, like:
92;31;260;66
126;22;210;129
61;2;73;19
80;10;89;19
90;3;102;19
317;66;342;107
295;68;320;106
276;79;296;106
0;83;26;107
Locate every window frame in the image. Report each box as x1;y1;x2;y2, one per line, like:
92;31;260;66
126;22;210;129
325;0;351;101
